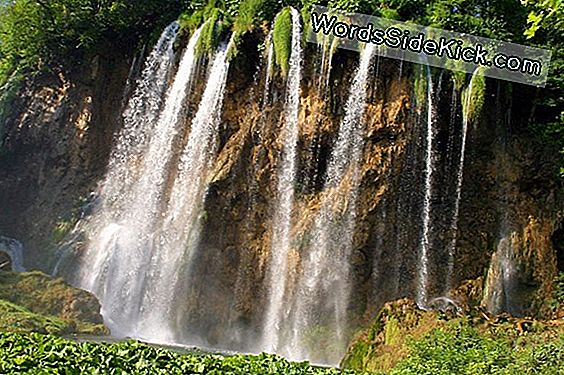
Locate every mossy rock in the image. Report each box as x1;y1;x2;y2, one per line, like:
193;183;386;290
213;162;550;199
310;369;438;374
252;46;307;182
342;295;564;373
273;7;292;77
0;271;108;335
341;298;442;372
0;299;73;335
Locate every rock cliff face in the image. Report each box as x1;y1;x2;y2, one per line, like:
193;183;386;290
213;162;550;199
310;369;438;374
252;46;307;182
0;28;561;355
0;50;132;268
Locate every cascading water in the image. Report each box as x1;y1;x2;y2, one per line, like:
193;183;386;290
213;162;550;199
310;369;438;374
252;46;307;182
285;42;377;364
46;11;501;369
139;36;235;339
102;21;179;208
316;34;336;94
483;79;522;316
261;7;302;353
74;22;206;338
416;67;436;307
263;30;275;106
445;72;477;291
0;236;25;272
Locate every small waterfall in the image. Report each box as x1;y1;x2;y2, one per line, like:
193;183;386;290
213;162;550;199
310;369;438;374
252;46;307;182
484;234;521;315
416;67;436;308
263;30;274;106
445;72;477;291
139;35;235;339
0;236;25;272
75;22;205;337
483;81;523;316
286;42;377;365
261;7;302;353
316;34;335;93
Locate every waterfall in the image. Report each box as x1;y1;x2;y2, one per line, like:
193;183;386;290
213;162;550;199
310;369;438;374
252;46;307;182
286;42;377;365
261;7;302;353
484;234;521;315
445;72;477;291
263;30;274;106
139;35;235;340
103;21;179;208
317;34;335;93
416;67;435;308
0;236;25;272
74;22;205;338
483;79;523;316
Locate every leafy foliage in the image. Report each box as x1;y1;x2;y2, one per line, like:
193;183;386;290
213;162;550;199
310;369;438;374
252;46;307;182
233;0;266;34
0;332;367;374
390;323;564;375
523;0;564;40
0;0;189;84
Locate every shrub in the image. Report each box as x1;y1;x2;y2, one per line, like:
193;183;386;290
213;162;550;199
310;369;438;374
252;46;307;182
233;0;266;34
390;322;564;375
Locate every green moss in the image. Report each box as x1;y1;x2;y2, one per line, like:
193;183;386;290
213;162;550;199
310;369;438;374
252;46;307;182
179;10;205;35
273;7;292;77
51;218;74;244
341;299;443;372
0;299;73;335
383;317;401;346
452;70;467;92
461;70;486;125
300;1;316;41
380;8;400;20
0;271;73;317
340;340;375;371
344;297;564;374
412;65;427;108
390;322;564;375
0;271;107;335
197;8;221;55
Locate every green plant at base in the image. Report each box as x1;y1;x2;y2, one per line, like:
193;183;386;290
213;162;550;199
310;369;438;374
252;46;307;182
546;272;564;312
273;7;292;77
0;332;366;374
389;322;564;375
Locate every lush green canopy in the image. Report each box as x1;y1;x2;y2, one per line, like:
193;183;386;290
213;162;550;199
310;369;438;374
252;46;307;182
0;0;562;172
